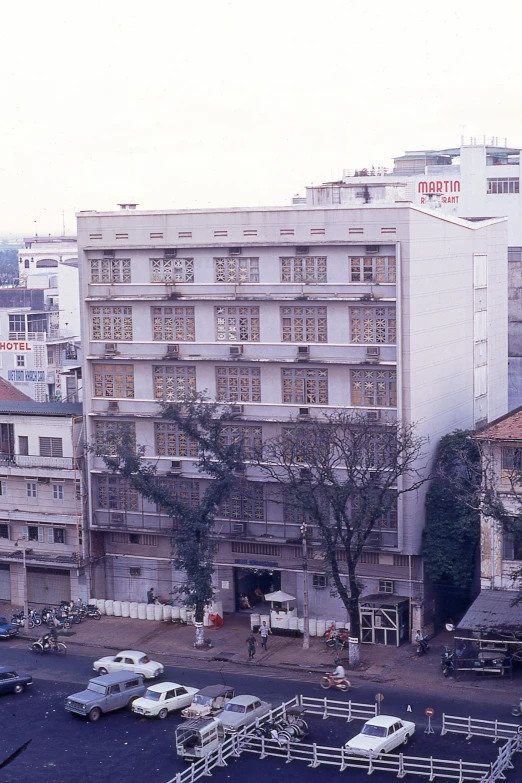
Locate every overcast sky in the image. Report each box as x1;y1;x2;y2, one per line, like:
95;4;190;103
0;0;520;235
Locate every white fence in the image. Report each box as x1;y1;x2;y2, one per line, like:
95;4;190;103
441;714;520;743
298;694;376;722
484;731;522;783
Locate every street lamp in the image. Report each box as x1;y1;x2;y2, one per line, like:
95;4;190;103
300;523;310;650
14;538;29;634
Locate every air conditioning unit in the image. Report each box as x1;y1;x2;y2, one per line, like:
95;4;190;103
104;343;118;355
103;249;115;257
164;248;178;257
298;407;310;418
111;513;124;525
229;247;242;255
366;410;380;422
366;346;380;357
297;346;310;360
296;246;310;255
108;401;119;412
230;404;244;416
166;344;180;357
232;522;246;535
170;460;182;472
365;245;380;254
229;345;243;356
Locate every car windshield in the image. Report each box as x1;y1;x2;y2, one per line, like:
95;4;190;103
88;683;107;695
139;656;150;664
193;695;213;706
144;690;162;701
361;725;387;738
225;703;245;714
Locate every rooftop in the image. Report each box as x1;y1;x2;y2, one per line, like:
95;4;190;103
0;378;32;402
0;401;82;417
458;589;522;633
473;405;522;441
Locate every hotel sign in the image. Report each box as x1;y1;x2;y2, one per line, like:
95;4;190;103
0;341;32;351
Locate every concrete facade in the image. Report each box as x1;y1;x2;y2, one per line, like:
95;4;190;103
77;202;508;628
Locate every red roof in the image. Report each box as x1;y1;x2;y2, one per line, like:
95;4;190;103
474;405;522;441
0;377;32;402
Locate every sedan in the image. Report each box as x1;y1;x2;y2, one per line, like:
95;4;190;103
0;617;20;639
132;682;198;719
93;650;164;679
220;695;272;734
345;715;416;757
0;666;33;695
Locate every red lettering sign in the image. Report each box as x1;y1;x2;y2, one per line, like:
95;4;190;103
418;180;460;194
0;342;32;351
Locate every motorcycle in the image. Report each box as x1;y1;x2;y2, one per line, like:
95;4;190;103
10;609;41;629
511;699;522;717
324;629;351;649
320;673;351;691
29;636;67;655
254;707;309;745
416;636;429;656
441;646;455;677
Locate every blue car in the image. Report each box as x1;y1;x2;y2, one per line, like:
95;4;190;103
0;616;20;639
0;666;32;694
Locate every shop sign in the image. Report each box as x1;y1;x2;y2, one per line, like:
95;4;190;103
233;559;279;568
417;179;461;205
8;370;45;382
0;341;32;351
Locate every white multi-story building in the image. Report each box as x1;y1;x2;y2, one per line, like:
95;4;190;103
306;136;522;409
77;201;507;638
18;236;78;282
0;400;87;605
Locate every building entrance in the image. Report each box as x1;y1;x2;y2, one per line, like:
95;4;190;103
234;567;281;611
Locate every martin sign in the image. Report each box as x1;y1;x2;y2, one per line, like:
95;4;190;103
418;179;461;205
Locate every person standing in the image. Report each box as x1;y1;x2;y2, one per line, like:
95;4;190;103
258;621;272;651
147;587;155;605
246;633;257;661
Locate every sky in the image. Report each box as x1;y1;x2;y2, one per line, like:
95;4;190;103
0;0;520;235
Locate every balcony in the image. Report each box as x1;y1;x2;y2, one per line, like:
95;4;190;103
0;453;74;470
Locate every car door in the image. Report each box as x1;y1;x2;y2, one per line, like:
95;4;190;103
111;656;124;673
164;689;177;712
107;683;123;711
0;672;8;694
124;656;136;673
175;687;192;709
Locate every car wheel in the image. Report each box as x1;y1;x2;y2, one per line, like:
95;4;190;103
402;734;410;747
98;667;108;675
88;707;102;722
158;708;168;720
13;684;24;694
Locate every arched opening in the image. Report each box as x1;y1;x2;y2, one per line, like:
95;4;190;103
36;259;58;268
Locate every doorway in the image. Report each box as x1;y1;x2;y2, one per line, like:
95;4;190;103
234;567;281;611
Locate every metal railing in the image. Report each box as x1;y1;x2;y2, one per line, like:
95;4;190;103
0;454;74;470
484;732;522;782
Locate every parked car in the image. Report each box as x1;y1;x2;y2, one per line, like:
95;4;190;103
92;650;164;679
219;694;272;734
182;685;235;719
0;666;33;695
345;715;416;757
65;671;146;721
131;682;198;719
0;617;20;640
176;717;226;761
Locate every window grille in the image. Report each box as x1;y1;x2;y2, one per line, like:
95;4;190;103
214;257;259;283
155;422;199;457
152;306;195;341
93;364;135;398
153;365;196;401
350;306;396;343
90;258;131;283
150;257;194;283
350;369;396;407
92;306;133;340
216;366;261;402
350;256;396;283
282;367;328;404
39;437;63;458
215;306;260;342
281;306;327;342
280;256;327;283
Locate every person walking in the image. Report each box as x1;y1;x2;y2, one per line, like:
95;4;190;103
258;621;272;651
246;633;257;661
147;587;156;605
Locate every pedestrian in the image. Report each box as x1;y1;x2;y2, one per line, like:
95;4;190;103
258;620;272;650
147;587;155;605
246;633;257;660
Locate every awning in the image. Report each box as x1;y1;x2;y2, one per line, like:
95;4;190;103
458;590;522;633
264;590;296;604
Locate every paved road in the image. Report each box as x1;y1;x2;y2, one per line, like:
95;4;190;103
0;640;519;783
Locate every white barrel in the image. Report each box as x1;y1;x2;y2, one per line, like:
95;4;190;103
146;604;155;620
316;620;326;637
97;599;106;615
154;604;163;621
336;621;345;630
172;605;180;620
260;614;270;627
203;611;210;627
138;603;147;620
105;600;114;617
289;617;299;630
129;602;138;619
298;618;305;633
113;600;122;617
251;613;261;630
308;619;317;637
121;601;130;618
179;607;187;623
162;605;172;621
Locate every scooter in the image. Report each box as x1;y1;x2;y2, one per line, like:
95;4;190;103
441;646;455;677
29;635;67;655
511;699;522;717
416;636;429;656
320;673;351;691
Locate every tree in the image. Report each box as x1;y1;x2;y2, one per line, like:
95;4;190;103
94;401;246;648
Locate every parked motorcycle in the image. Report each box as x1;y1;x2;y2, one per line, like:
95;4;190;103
254;708;309;745
320;673;351;691
10;609;41;629
324;630;351;649
511;699;522;717
416;635;429;656
29;635;67;655
441;646;455;677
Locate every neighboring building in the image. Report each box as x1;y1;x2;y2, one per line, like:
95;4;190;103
77;201;507;637
18;236;78;283
0;401;87;604
0;377;32;403
306;136;522;409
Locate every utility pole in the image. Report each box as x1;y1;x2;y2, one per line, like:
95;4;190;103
300;523;310;650
15;538;29;634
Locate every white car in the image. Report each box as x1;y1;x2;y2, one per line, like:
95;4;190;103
93;650;164;680
131;682;198;719
219;694;272;734
345;715;416;757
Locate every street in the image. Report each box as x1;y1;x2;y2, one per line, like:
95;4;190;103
0;640;519;783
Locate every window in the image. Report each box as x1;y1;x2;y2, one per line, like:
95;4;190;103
52;484;64;501
215;306;260;342
111;532;128;544
312;574;327;588
487;178;519;194
214;257;259;283
393;554;409;567
220;425;263;459
350;369;397;407
221;484;264;520
502;446;522;470
508;247;522;262
93;364;135;398
39;437;63;458
26;483;37;498
281;306;327;342
24;259;30;268
0;480;6;497
350;306;396;343
216;366;261;402
503;528;522;560
0;523;9;539
140;534;158;546
18;436;28;456
155;422;199;457
350;256;396;283
155;478;200;514
152;306;195;341
379;580;394;594
150;257;194;283
94;421;136;454
97;475;139;510
9;314;25;336
129;534;139;544
53;528;65;544
92;306;133;340
280;256;327;283
282;367;328;404
130;566;141;576
27;525;39;540
48;347;55;365
231;541;281;556
153;365;196;401
90;258;131;283
16;355;25;368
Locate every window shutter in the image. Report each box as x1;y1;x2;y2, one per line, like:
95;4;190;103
38;527;45;543
47;527;54;544
22;525;28;540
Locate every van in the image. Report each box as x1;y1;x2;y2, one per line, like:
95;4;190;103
65;671;146;722
175;717;225;760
